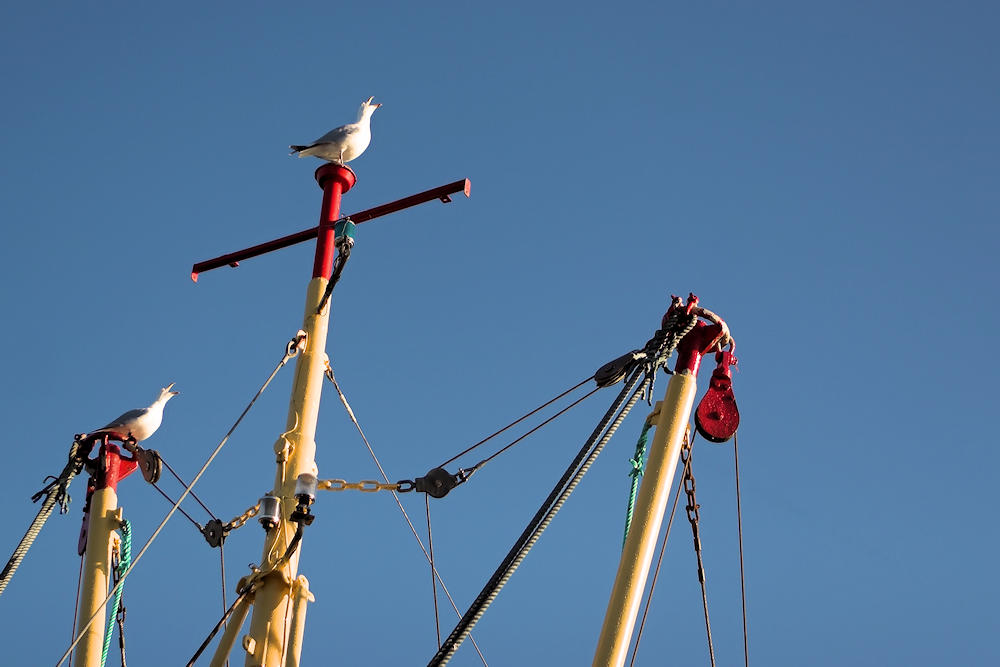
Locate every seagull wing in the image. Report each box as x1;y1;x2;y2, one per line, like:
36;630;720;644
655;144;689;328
313;124;359;145
96;407;149;431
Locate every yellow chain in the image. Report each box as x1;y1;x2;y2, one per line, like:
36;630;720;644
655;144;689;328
226;501;261;531
318;479;400;493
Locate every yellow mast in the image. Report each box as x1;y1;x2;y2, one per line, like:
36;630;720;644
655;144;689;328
593;315;731;667
241;164;355;667
592;373;696;666
74;440;138;667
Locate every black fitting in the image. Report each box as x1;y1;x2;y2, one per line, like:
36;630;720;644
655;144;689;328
289;504;315;526
201;518;228;548
415;467;460;499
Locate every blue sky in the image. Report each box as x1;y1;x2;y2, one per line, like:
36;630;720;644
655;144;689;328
1;2;997;665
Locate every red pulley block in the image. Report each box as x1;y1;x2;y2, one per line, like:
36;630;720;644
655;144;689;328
695;350;740;443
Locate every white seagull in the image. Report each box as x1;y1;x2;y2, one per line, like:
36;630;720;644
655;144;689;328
90;383;179;443
290;96;381;164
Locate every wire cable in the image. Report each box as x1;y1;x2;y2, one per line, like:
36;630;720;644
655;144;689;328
439;376;594;468
324;366;489;666
426;494;442;649
55;333;303;667
735;433;749;667
465;386;601;473
160;456;219;521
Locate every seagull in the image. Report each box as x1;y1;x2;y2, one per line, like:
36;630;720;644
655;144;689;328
289;96;381;164
89;383;179;443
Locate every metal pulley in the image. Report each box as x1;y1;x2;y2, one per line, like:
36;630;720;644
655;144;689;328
594;351;646;388
201;518;226;548
134;448;162;484
415;467;462;499
695;350;740;443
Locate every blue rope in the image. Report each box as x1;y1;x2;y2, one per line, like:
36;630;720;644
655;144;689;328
623;423;652;547
100;519;131;667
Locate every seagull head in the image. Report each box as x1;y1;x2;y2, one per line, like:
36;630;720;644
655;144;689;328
157;382;179;403
358;96;381;119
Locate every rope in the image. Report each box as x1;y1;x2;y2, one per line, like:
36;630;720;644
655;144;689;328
735;433;749;667
100;520;131;667
0;441;84;597
324;365;489;666
629;429;690;667
623;422;652;547
56;332;304;667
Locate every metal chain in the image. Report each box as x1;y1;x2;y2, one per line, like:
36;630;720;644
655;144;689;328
681;436;716;667
225;502;261;532
318;478;412;493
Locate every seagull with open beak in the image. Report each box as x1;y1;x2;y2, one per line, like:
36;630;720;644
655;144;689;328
290;96;381;164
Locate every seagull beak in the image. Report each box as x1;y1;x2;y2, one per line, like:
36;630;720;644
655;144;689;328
365;96;375;104
165;382;179;396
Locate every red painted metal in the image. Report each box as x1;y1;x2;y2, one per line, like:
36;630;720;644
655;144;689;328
312;164;357;279
695;350;740;442
673;320;726;375
77;440;139;553
190;178;471;281
97;442;138;492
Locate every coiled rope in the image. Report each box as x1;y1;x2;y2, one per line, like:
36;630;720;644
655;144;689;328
0;441;84;597
100;520;131;667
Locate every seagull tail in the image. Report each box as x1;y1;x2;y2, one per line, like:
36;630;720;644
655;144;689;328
289;145;310;157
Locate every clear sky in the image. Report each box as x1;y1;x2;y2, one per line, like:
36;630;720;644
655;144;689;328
1;2;997;665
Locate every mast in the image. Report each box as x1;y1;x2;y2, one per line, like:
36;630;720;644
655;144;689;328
190;165;470;666
593;319;730;666
242;163;355;667
74;440;137;667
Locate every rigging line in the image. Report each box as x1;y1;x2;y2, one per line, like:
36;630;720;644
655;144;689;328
426;494;442;649
324;366;489;666
56;334;302;667
429;366;650;666
220;541;229;667
186;591;251;667
468;386;602;472
629;430;690;667
439;376;595;468
69;553;83;667
734;433;749;667
0;441;84;598
159;455;218;520
149;482;203;531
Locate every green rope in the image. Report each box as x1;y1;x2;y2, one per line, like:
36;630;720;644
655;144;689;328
100;519;131;667
623;422;652;547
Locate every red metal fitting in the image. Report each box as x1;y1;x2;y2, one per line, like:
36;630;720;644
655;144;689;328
673;320;725;375
312;164;357;279
96;442;139;492
695;350;740;443
685;293;699;315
